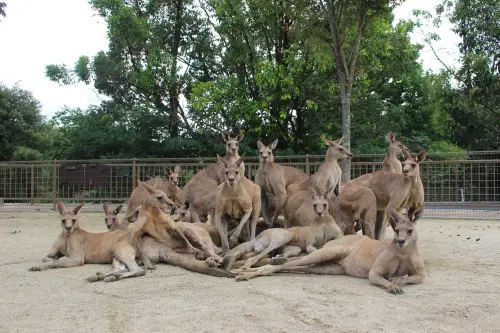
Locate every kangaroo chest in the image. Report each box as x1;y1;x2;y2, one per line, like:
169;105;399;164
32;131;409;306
224;198;251;219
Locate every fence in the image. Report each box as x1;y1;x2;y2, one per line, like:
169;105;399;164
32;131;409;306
0;151;499;219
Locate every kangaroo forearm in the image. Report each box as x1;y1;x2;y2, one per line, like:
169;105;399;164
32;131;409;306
368;272;393;289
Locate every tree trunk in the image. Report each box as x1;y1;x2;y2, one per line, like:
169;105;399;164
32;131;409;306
338;73;351;182
169;0;184;138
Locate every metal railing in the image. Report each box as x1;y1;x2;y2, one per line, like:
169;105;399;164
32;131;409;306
0;151;499;219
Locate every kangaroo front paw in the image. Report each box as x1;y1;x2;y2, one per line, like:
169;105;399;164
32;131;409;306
271;255;287;265
389;276;407;286
228;236;239;248
205;257;220;267
28;266;42;272
104;276;117;282
386;284;404;295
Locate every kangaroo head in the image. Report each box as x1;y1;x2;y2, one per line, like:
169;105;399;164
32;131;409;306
165;165;181;186
170;201;191;222
137;180;174;209
218;153;245;187
309;187;330;219
102;203;123;230
322;136;353;160
223;132;244;156
386;131;407;155
257;139;278;164
401;147;427;183
388;208;418;249
56;201;84;233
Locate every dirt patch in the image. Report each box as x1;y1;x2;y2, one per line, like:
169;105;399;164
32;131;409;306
0;212;499;333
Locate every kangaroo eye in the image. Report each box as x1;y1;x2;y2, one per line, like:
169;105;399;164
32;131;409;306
323;204;327;208
408;230;413;235
61;220;65;223
157;196;163;200
235;171;239;175
181;213;185;216
72;219;76;223
313;204;317;208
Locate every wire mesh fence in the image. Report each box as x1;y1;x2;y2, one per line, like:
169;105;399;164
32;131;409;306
0;152;499;219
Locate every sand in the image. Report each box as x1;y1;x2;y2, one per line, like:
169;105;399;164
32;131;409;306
0;212;499;333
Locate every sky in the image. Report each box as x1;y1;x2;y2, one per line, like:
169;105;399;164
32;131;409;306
0;0;461;118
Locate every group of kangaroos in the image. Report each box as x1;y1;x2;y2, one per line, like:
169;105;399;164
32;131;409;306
29;131;427;295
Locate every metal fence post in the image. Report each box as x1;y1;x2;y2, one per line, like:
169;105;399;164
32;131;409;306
30;164;34;205
305;154;310;176
52;160;57;210
132;158;137;190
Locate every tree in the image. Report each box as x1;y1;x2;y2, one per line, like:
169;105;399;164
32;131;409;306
0;2;7;21
322;0;403;181
46;0;218;139
0;83;46;160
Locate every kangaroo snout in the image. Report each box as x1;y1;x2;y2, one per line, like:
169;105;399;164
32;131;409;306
397;239;406;246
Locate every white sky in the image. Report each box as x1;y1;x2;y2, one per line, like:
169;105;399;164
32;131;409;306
0;0;460;118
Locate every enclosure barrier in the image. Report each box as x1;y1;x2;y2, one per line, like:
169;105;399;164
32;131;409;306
0;151;499;219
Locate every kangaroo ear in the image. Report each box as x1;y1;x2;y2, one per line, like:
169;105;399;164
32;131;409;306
217;154;229;167
165;167;172;175
386;131;395;143
138;180;155;193
236;133;244;142
236;152;246;167
113;204;123;215
184;201;190;208
412;207;424;224
416;149;427;163
388;208;400;231
334;136;344;145
56;201;66;215
170;206;178;215
257;140;264;149
103;202;110;214
308;186;319;198
73;203;84;215
174;165;181;174
221;132;229;142
322;137;334;146
153;175;163;189
269;139;278;150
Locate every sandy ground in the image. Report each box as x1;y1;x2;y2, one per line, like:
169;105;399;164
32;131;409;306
0;212;499;333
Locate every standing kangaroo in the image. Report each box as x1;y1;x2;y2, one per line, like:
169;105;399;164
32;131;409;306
235;208;426;295
346;148;427;240
255;139;308;228
162;165;183;205
382;131;406;174
214;153;261;250
180;133;245;223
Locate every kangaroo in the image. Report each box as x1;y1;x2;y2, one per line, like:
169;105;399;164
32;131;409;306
180;132;245;223
103;200;223;260
296;136;352;197
255;139;308;228
223;188;343;270
103;203;123;230
214;153;261;250
346;148;426;240
382;131;406;174
328;185;377;239
122;176;175;226
162;165;183;205
28;202;150;282
235;208;426;295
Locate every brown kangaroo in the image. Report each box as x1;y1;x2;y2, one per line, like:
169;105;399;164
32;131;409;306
235;208;426;295
382;131;407;174
223;188;343;270
214;153;261;249
346;148;427;240
255;139;308;228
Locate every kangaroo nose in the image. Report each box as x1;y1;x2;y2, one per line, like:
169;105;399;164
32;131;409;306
397;239;405;245
348;153;353;158
317;212;323;217
66;226;72;231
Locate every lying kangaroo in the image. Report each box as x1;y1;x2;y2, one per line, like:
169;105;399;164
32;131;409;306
29;202;148;282
346;148;427;240
122;176;175;227
255;139;308;228
127;204;224;267
103;200;223;261
235;208;426;295
223;188;343;270
328;185;377;239
214;153;261;249
382;131;406;174
181;132;245;223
